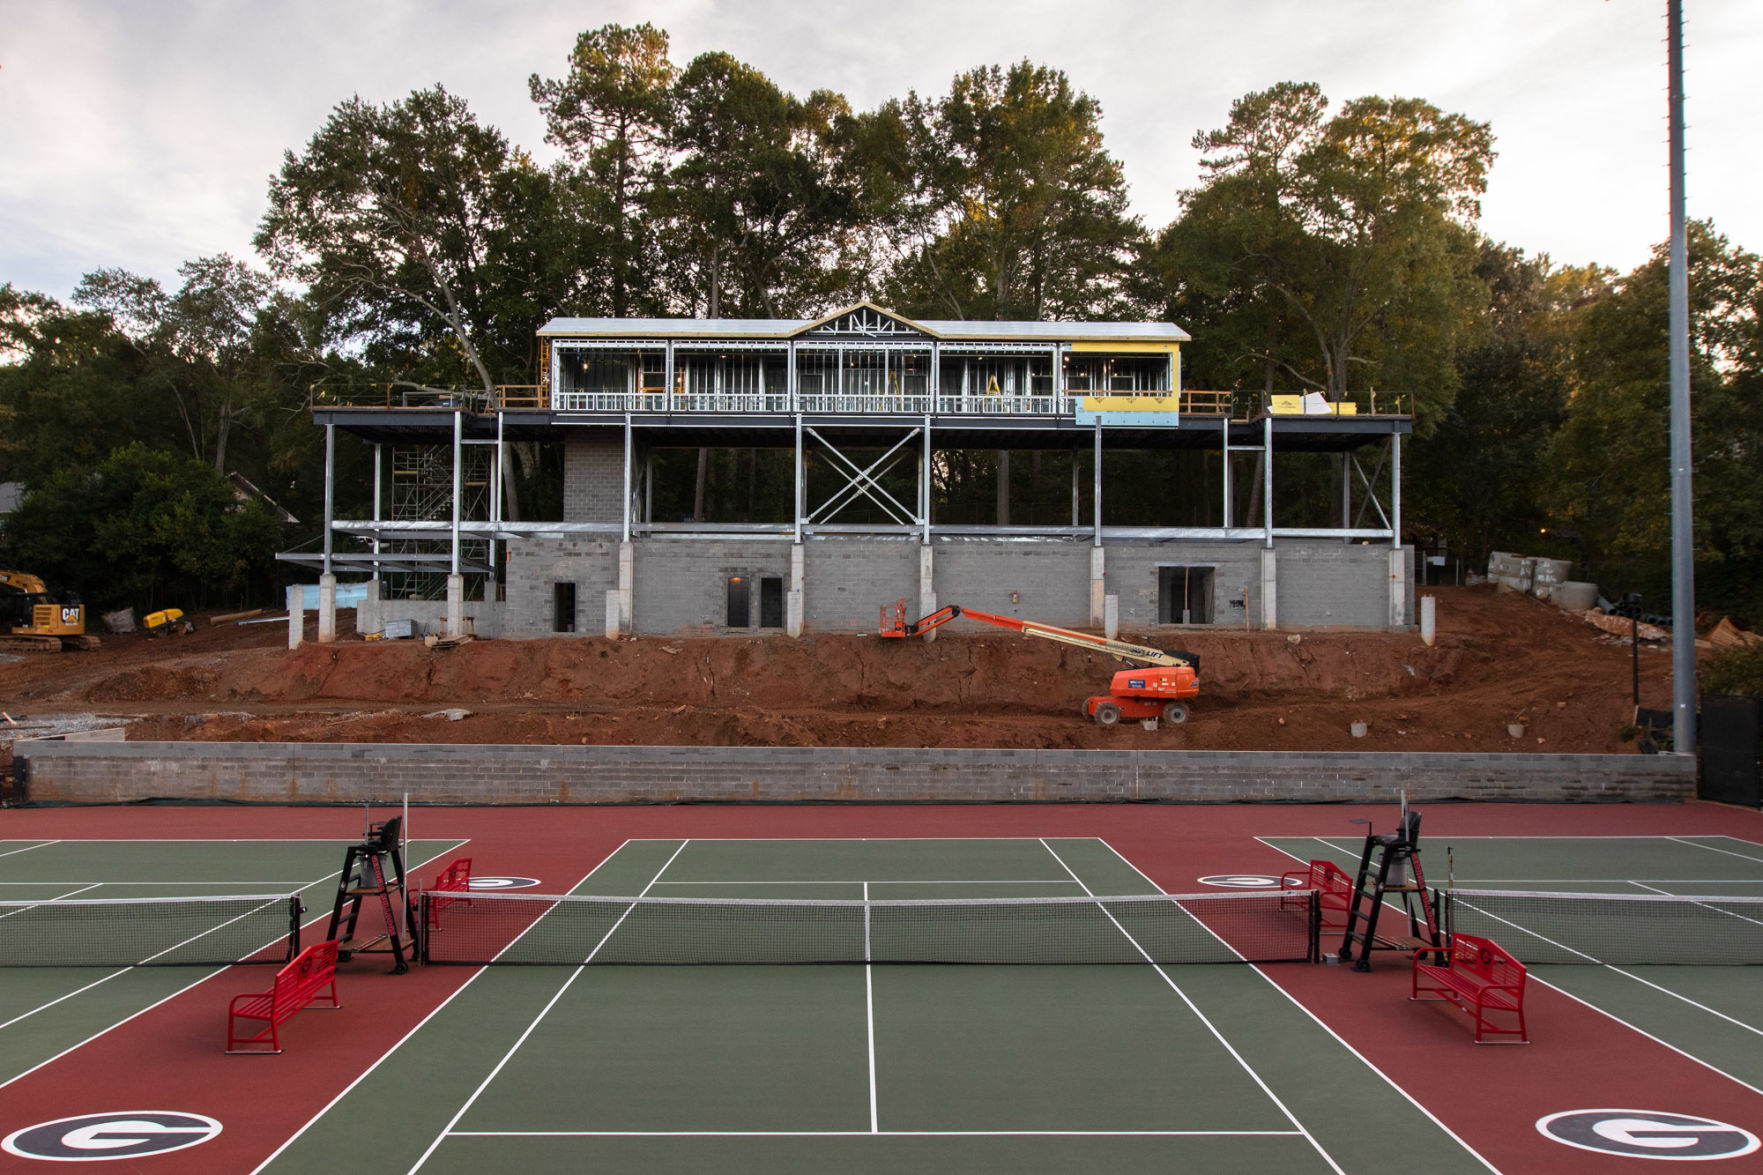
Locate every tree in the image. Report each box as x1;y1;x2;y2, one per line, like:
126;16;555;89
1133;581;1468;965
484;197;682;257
1405;243;1600;563
530;22;676;318
881;62;1145;321
1157;83;1494;420
0;443;287;611
257;86;521;397
1545;220;1763;618
659;53;863;318
73;255;278;473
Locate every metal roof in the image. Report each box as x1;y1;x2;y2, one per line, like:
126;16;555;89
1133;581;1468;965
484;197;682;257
539;304;1189;345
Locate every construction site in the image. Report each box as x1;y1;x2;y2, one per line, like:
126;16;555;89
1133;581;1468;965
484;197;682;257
0;584;1679;769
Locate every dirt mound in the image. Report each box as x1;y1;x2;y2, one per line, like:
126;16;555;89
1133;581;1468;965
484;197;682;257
0;586;1677;759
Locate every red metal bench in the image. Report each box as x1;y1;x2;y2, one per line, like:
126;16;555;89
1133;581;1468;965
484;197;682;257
226;939;341;1054
1411;933;1528;1043
1281;859;1354;929
423;857;473;928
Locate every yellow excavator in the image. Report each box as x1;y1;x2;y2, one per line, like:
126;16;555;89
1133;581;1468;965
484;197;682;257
0;570;101;652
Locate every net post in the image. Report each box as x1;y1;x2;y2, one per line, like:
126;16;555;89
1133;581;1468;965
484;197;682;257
287;895;302;960
1307;890;1321;963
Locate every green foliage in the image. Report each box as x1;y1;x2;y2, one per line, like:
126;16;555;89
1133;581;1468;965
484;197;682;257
1544;221;1763;619
658;52;864;317
881;62;1145;321
529;23;676;318
1153;82;1492;420
0;444;289;611
256;86;521;393
1701;643;1763;700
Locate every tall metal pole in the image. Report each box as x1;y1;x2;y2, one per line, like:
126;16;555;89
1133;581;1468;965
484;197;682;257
1667;0;1696;754
321;423;335;576
449;410;462;577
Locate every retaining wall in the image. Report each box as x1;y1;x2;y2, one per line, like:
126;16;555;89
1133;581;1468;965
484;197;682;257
13;741;1694;806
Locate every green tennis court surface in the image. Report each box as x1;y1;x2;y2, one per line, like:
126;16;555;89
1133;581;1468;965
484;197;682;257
263;837;1488;1174
3;812;1761;1173
1264;832;1763;1091
0;837;462;1087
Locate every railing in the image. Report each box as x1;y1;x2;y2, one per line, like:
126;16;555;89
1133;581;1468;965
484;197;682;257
317;383;1414;421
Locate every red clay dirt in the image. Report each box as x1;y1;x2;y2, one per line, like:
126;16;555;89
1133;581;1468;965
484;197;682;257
0;585;1676;766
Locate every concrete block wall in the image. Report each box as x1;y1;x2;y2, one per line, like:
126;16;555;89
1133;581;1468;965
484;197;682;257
1276;541;1409;627
932;540;1091;627
563;431;626;523
503;536;620;636
375;599;505;639
14;740;1696;806
802;539;920;632
634;539;795;634
1104;544;1265;629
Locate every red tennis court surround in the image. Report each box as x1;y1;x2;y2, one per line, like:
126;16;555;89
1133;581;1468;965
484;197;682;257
0;800;1756;1175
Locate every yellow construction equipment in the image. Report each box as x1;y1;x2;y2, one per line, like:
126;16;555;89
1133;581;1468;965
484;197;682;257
0;570;100;652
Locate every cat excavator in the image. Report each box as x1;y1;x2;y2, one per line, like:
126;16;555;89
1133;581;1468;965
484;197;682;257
878;600;1199;725
1;571;100;652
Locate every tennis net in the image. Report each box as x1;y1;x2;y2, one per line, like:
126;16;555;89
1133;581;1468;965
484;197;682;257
419;889;1320;966
1442;889;1763;965
0;894;303;967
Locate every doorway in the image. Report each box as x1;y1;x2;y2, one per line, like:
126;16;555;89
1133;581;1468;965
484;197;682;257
726;575;751;628
759;576;784;628
1158;566;1214;625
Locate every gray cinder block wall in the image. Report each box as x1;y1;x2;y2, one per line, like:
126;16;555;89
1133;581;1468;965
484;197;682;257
563;432;626;522
14;740;1695;806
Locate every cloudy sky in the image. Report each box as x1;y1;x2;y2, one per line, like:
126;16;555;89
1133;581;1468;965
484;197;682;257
3;0;1758;303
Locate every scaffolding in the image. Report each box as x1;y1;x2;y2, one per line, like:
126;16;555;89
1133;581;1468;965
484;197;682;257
384;444;492;601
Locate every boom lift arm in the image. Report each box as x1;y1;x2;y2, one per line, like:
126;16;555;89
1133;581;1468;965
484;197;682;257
878;600;1200;726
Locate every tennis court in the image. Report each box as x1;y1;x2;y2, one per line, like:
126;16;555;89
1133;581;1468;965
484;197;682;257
0;801;1758;1173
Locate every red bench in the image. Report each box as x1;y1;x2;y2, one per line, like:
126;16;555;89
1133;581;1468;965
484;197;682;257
1281;859;1354;929
423;857;473;929
1412;933;1528;1043
226;940;341;1054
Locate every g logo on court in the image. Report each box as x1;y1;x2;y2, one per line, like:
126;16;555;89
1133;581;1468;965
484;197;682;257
1538;1109;1759;1160
1198;874;1283;888
3;1111;222;1161
468;876;540;891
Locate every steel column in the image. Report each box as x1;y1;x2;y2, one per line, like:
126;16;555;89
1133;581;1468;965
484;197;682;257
1262;415;1274;548
449;410;461;576
1668;0;1696;753
322;423;335;576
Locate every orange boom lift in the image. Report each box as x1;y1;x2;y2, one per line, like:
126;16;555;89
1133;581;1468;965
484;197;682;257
878;600;1199;726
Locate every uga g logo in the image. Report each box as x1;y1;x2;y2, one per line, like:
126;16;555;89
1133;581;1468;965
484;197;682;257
3;1111;223;1161
1538;1109;1759;1160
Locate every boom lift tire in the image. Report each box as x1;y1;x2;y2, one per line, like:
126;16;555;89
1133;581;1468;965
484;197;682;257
1092;701;1122;726
1162;702;1190;724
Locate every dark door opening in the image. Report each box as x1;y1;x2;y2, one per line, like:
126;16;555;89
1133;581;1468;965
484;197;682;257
552;582;577;633
726;575;751;628
759;576;784;628
1158;566;1214;625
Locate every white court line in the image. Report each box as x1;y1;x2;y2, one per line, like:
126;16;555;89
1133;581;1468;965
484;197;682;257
1669;836;1763;865
864;881;878;1135
0;839;465;1091
1038;839;1345;1175
649;878;1078;886
250;839;667;1175
411;840;692;1174
0;883;104;928
1529;973;1763;1099
0;841;58;859
1104;839;1498;1174
449;1129;1305;1138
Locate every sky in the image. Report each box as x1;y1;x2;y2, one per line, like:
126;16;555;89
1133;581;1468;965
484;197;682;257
2;0;1759;304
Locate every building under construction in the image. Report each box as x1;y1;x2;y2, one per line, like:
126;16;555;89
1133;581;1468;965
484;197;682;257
284;302;1414;641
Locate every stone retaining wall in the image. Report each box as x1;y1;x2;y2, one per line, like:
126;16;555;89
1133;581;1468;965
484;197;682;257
14;741;1694;806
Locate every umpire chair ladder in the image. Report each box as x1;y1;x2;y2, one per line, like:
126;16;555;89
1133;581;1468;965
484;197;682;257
1339;809;1442;971
326;816;410;973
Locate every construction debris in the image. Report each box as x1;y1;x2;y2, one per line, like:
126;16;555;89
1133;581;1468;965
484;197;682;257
1706;617;1763;649
1583;609;1669;641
